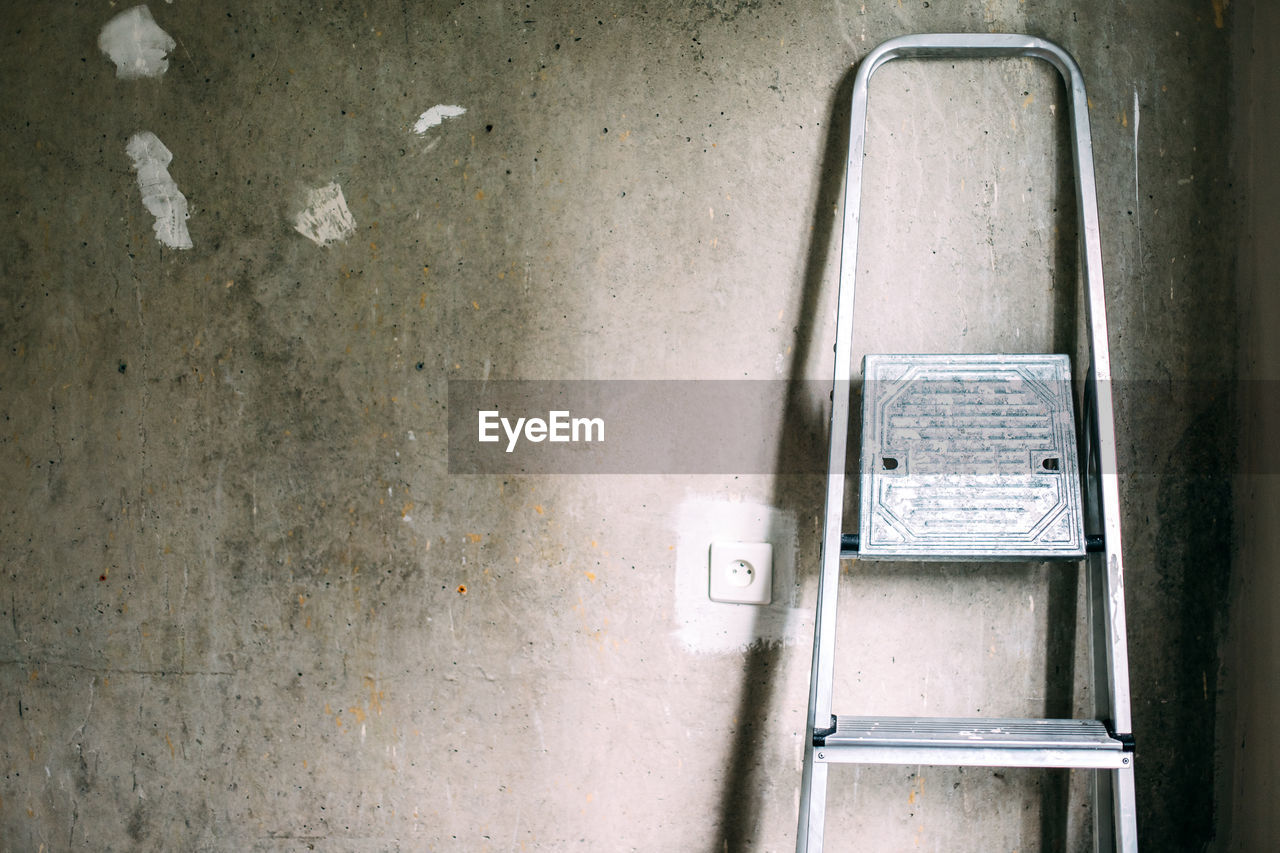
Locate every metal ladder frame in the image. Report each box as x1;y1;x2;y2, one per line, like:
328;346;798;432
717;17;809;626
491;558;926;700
797;33;1137;852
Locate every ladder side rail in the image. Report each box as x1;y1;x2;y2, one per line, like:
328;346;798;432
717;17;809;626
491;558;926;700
795;34;874;853
1044;28;1137;741
1116;765;1140;851
1071;57;1139;845
1085;372;1140;853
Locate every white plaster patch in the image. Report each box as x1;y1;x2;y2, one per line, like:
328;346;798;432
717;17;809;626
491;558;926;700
125;131;192;249
293;182;357;247
413;105;467;135
98;5;176;79
672;496;803;655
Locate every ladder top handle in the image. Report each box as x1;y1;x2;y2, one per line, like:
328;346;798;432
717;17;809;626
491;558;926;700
852;33;1086;96
843;32;1111;388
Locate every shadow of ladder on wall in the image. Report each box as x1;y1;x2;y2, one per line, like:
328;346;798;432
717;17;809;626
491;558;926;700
796;35;1138;853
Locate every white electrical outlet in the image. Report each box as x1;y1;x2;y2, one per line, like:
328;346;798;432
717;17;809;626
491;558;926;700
708;541;772;605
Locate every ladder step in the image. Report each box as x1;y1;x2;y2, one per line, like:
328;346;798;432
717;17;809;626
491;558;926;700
838;532;1105;557
857;354;1087;560
814;716;1132;769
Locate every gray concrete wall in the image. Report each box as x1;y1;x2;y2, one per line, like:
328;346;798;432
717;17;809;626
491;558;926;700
1220;0;1280;849
0;2;1236;851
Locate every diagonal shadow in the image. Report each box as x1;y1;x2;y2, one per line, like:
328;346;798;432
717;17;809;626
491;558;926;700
713;65;858;852
1040;64;1083;853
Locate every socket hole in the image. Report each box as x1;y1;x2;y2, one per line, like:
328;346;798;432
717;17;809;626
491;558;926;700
882;457;899;470
728;560;754;587
1042;457;1060;471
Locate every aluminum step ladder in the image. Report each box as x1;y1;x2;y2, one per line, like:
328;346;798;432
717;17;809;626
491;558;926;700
797;34;1137;852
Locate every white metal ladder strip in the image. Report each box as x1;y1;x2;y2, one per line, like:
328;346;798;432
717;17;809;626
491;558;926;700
797;33;1137;852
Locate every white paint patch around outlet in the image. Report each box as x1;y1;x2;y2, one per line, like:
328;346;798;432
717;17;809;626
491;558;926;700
293;183;357;247
98;6;176;80
673;497;803;655
125;131;192;249
413;105;467;135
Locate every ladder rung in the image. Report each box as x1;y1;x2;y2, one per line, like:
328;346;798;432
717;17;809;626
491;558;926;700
814;716;1132;769
838;533;1104;557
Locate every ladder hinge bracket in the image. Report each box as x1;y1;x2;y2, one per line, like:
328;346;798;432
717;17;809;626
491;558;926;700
813;716;837;747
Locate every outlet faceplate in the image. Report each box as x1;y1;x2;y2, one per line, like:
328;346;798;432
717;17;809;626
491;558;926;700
709;541;772;605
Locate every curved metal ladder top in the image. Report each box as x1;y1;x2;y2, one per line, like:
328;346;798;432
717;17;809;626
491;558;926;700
799;33;1136;852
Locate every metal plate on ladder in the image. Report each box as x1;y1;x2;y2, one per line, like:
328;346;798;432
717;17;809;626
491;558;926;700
858;354;1085;560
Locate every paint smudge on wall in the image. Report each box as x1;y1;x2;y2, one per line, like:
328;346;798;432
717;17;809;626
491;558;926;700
125;131;192;249
98;5;176;79
413;105;467;134
294;182;357;246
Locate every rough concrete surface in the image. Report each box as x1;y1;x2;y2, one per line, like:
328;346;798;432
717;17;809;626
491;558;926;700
0;1;1239;851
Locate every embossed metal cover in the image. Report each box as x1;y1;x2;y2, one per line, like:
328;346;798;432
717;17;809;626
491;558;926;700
858;354;1085;560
